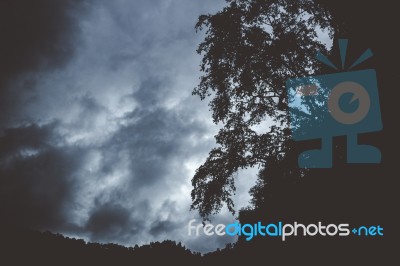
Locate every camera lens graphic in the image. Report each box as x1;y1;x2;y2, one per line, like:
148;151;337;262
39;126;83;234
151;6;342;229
327;81;370;125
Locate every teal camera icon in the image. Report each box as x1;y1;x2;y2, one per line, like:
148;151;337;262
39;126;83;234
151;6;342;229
286;40;382;168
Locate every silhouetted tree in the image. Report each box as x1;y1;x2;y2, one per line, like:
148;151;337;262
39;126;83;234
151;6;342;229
191;0;334;220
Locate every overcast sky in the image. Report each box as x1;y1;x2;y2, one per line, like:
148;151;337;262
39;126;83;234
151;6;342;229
0;0;262;253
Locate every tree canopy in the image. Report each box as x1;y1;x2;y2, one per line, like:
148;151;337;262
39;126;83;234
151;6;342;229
191;0;334;220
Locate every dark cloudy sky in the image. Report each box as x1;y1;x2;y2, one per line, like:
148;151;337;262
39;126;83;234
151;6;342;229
0;0;263;252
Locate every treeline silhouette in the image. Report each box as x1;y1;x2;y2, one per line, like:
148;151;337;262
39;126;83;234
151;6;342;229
0;226;268;265
0;226;203;265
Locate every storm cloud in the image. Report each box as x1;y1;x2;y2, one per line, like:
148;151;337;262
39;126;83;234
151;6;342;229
0;0;257;252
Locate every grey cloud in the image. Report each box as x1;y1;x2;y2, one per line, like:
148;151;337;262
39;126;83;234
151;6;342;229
0;123;83;230
0;0;253;253
100;104;210;189
150;220;179;237
85;202;142;243
148;200;181;237
108;53;139;72
132;78;165;107
0;123;55;159
0;0;91;127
